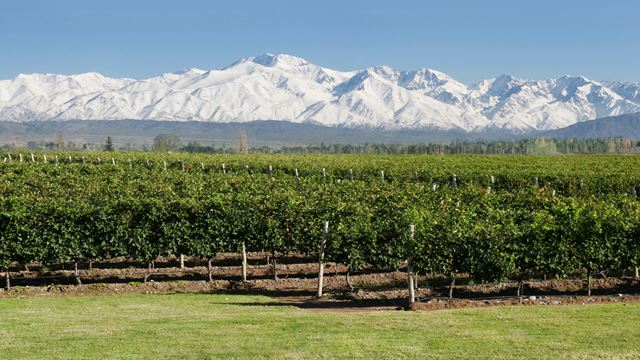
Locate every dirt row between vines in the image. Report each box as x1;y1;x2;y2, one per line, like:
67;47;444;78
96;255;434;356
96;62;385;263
2;254;640;311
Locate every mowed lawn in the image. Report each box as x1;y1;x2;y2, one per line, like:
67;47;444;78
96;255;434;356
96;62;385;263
0;294;639;359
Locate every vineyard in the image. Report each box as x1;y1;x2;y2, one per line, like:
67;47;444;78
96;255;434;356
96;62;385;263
1;152;640;302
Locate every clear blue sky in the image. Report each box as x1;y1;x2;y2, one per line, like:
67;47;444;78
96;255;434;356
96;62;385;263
1;0;638;84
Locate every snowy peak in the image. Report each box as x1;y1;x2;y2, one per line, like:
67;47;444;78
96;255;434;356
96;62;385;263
1;53;640;133
471;74;524;98
333;69;388;94
5;71;130;95
176;68;207;76
399;68;453;90
250;53;311;68
224;53;348;87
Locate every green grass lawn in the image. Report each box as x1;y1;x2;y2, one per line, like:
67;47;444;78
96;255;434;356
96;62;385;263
0;294;638;359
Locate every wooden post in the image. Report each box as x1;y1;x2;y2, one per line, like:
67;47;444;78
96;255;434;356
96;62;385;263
317;221;329;298
449;275;455;299
208;258;213;282
180;254;185;270
4;269;9;292
408;224;416;304
74;262;82;285
241;241;247;282
272;252;278;280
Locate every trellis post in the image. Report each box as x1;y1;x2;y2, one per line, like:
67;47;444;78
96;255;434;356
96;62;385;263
317;221;329;298
241;242;248;282
408;224;416;304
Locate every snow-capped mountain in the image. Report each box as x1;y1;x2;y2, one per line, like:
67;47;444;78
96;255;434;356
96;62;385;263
1;53;639;133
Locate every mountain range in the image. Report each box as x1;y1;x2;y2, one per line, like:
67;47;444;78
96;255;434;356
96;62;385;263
1;53;640;134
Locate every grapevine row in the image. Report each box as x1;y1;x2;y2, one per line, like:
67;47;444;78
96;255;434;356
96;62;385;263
0;153;639;297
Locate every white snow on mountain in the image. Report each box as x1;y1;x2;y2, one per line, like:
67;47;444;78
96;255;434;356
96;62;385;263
1;53;639;132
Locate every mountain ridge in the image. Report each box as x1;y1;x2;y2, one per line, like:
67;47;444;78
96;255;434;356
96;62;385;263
2;53;640;133
542;112;640;140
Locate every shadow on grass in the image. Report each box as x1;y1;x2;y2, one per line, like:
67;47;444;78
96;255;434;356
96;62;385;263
214;299;404;310
195;288;405;310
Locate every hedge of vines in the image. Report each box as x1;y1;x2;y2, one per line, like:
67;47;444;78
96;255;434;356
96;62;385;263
0;153;639;287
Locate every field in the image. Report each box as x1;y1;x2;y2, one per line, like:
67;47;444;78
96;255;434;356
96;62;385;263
1;152;640;358
2;153;640;297
0;293;639;359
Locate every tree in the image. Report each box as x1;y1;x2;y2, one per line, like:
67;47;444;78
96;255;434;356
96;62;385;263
234;129;249;154
55;132;65;150
104;136;114;152
152;134;182;152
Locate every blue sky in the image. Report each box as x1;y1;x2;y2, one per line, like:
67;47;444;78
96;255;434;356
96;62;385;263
1;0;638;84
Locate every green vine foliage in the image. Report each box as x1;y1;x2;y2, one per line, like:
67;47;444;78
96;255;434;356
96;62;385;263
0;153;639;284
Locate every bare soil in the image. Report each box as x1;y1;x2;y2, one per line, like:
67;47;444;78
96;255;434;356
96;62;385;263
2;254;640;311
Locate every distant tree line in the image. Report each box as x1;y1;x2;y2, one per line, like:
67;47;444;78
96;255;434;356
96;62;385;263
2;133;638;155
254;137;640;155
174;136;640;155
